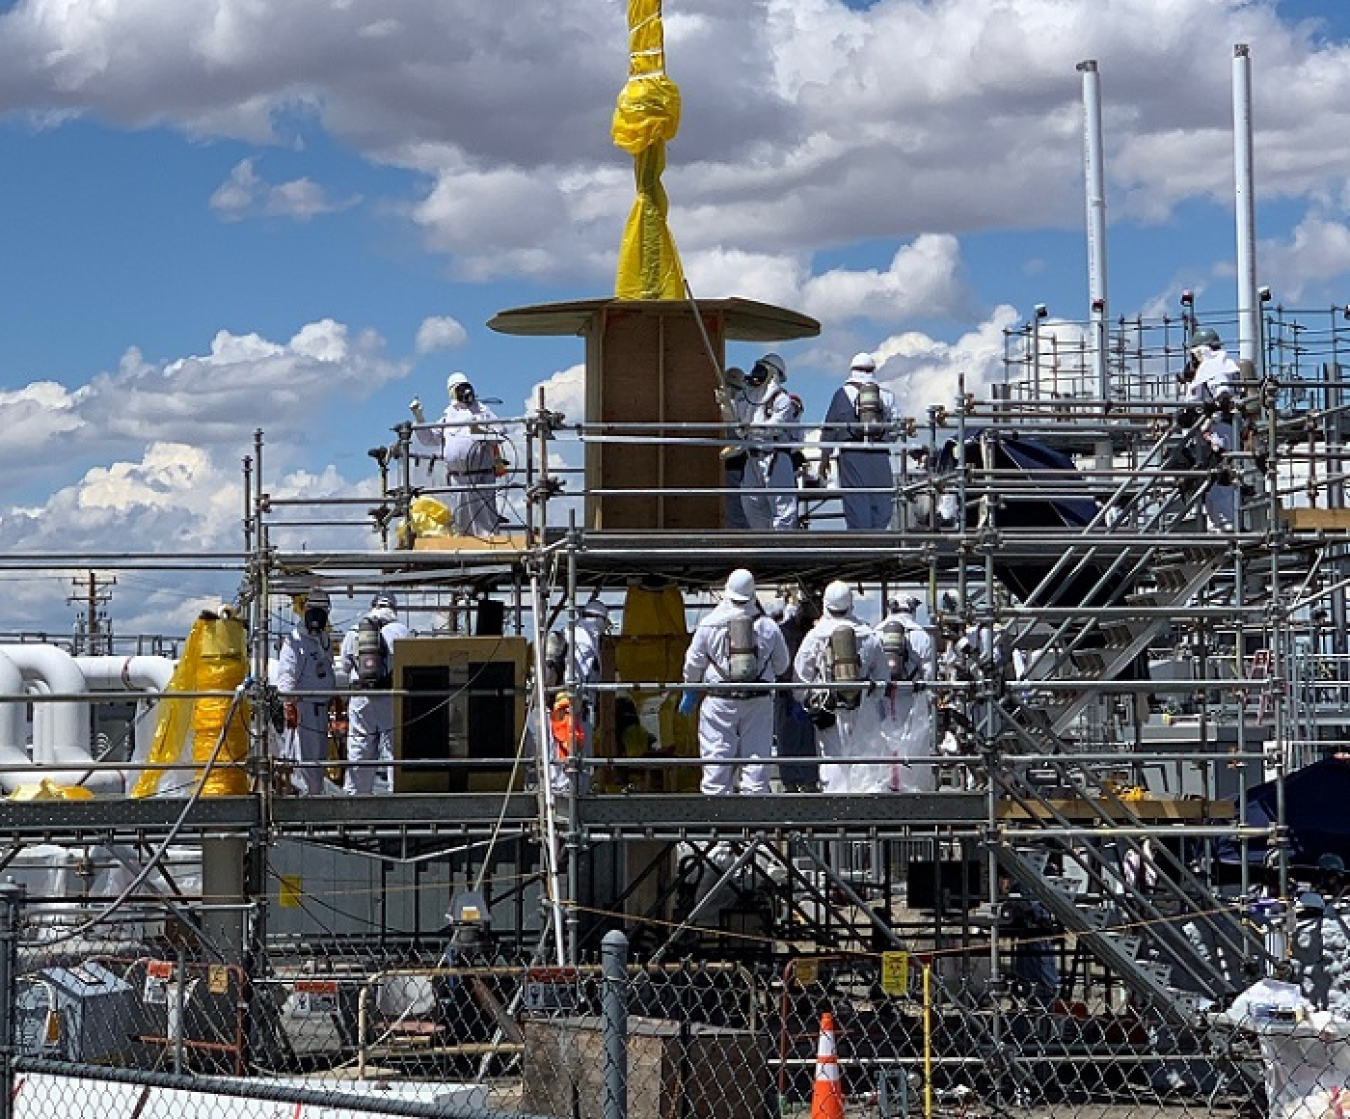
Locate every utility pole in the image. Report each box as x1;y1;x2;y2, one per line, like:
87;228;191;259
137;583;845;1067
69;570;116;655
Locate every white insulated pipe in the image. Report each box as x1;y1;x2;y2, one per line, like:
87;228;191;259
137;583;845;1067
75;655;176;768
74;655;175;693
1078;59;1110;400
0;644;89;771
1233;44;1259;368
0;651;28;776
0;646;177;794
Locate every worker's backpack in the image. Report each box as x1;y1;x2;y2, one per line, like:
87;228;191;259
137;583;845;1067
355;616;393;689
543;630;569;691
878;619;921;682
724;614;761;684
880;620;912;680
824;625;862;711
854;381;884;442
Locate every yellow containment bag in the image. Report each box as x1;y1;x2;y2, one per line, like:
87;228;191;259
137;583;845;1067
8;779;95;801
409;495;452;538
132;610;251;798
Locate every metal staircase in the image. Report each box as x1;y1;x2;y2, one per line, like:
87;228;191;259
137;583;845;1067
995;419;1230;741
992;763;1266;1024
967;427;1269;1024
1048;548;1224;735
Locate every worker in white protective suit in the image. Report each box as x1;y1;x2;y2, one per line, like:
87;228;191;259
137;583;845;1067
819;353;900;530
1179;327;1242;533
876;595;936;792
411;373;505;538
339;591;410;795
546;598;609;796
276;587;336;796
794;581;889;794
721;366;751;530
680;569;790;796
734;354;799;532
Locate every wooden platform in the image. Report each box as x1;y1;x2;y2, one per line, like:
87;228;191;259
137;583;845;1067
411;532;529;552
1281;506;1350;533
998;796;1235;823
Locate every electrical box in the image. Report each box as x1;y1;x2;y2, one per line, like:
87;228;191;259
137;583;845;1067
16;961;144;1064
394;636;529;793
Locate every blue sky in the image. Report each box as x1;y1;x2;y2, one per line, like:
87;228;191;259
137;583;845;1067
2;0;1350;634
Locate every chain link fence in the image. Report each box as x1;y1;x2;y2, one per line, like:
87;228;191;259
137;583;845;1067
9;880;1350;1118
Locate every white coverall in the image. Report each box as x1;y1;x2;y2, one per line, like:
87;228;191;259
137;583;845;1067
549;614;606;795
682;600;790;796
735;382;798;532
821;373;899;530
415;400;504;537
276;626;334;796
1186;348;1242;533
794;613;889;793
339;608;410;795
877;610;935;792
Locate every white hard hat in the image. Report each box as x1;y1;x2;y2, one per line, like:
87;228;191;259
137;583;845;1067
581;597;610;623
850;352;877;373
758;353;786;378
371;591;398;610
894;594;920;615
724;568;757;604
446;372;471;394
306;587;331;609
824;581;853;615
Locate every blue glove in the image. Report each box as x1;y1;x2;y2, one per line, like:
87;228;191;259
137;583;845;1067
678;688;700;717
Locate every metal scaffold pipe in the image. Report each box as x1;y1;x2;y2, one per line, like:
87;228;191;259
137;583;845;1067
1079;59;1110;402
1233;44;1260;368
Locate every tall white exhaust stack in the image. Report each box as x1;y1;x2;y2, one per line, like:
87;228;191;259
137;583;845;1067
1078;60;1109;402
1233;44;1259;368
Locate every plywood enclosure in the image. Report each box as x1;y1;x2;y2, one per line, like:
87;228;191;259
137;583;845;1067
584;303;726;530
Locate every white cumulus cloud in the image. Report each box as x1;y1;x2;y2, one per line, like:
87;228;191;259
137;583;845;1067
0;320;407;514
874;305;1023;417
415;315;468;354
210;157;357;222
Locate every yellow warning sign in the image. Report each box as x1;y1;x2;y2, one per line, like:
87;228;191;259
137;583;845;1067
209;965;230;994
794;958;820;986
881;951;909;996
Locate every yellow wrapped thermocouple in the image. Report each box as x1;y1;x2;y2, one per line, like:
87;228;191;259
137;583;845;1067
612;0;686;301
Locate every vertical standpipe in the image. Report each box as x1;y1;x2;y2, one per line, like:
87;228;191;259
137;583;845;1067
1079;59;1109;401
1233;44;1259;367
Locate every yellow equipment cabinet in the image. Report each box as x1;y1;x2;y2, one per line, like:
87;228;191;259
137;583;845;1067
393;636;529;793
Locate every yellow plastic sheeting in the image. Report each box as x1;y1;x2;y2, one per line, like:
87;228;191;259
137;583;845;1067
132;612;251;799
612;0;686;301
614;583;698;792
8;779;94;801
409;495;451;538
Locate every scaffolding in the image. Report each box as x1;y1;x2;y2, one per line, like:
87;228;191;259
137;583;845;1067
6;299;1350;1114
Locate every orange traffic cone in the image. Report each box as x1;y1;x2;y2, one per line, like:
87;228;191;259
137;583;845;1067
811;1012;846;1119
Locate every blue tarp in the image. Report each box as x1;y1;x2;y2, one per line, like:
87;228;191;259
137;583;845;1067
1218;754;1350;866
937;431;1118;606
